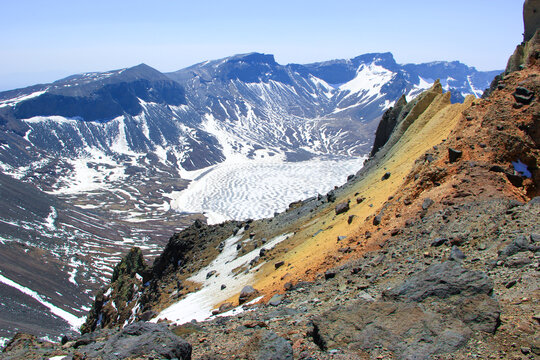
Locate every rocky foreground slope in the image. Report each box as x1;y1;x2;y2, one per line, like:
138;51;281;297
2;19;540;360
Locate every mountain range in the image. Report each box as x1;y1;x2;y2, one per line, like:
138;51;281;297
0;51;501;341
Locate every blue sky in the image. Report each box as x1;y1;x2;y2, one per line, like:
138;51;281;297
0;0;523;91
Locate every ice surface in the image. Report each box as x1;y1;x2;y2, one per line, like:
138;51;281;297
170;156;365;224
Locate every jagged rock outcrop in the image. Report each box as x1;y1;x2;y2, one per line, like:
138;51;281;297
370;95;408;156
524;0;540;41
81;247;149;334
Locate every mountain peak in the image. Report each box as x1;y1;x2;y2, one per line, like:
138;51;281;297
351;52;398;70
226;52;277;66
121;63;169;81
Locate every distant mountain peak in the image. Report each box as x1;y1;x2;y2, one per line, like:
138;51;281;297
226;52;277;66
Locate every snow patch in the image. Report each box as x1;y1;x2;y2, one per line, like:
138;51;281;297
0;90;48;108
44;207;57;231
154;231;291;325
339;64;395;100
406;76;434;102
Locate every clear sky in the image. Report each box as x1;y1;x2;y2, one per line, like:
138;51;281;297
0;0;523;91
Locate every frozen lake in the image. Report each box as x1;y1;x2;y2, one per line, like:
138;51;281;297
170;156;366;224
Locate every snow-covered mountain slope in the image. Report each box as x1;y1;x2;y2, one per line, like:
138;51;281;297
0;52;499;179
0;52;500;340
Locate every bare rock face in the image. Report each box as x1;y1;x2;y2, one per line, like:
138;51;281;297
524;0;540;41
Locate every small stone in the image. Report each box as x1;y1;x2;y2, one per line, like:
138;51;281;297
489;165;505;173
521;346;531;355
403;198;412;206
268;294;284;306
206;270;216;279
373;215;382;226
381;172;391;181
422;198;434;210
337;236;347;242
356;197;365;204
284;282;294;291
505;280;517;289
335;201;350;215
221;284;226;290
218;302;234;314
275;261;285;269
324;271;337;280
450;246;466;261
448;148;462;163
431;238;448;247
239;285;259;304
477;243;487;251
348;215;356;224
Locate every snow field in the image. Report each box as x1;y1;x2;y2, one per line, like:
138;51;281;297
170;156;366;224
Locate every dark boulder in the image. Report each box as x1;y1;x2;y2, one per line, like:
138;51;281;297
506;173;524;187
448;148;462;163
239;285;260;304
513;86;535;105
268;294;284;307
455;294;501;334
382;261;493;302
313;299;472;360
81;322;191;360
499;236;530;258
324;271;337;280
